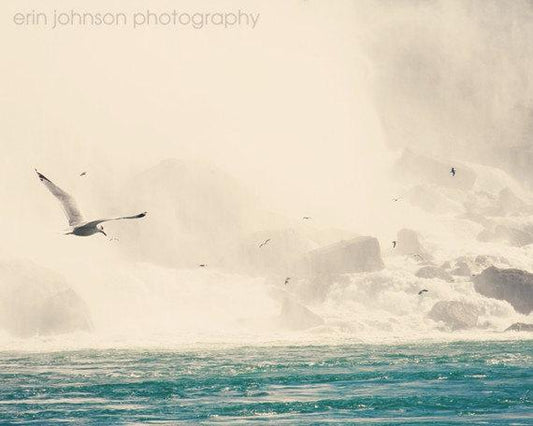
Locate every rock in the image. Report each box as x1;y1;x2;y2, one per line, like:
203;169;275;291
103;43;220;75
505;323;533;332
279;298;325;330
442;255;509;277
428;301;479;330
451;261;472;277
304;236;384;274
396;228;431;260
440;261;452;269
415;266;454;282
0;260;92;337
473;266;533;315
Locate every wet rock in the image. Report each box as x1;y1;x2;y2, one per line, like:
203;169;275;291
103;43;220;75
505;323;533;332
415;266;454;282
451;261;472;277
428;301;479;330
395;229;431;260
442;255;509;277
473;266;533;315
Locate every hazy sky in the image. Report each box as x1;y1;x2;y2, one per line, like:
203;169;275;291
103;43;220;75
2;0;532;231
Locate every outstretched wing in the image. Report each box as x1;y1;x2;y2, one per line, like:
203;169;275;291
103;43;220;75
84;212;147;228
35;169;84;226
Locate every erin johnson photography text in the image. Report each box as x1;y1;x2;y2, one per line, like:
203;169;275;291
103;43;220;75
12;9;260;29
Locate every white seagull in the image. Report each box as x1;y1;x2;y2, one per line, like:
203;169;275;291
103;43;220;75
35;169;147;237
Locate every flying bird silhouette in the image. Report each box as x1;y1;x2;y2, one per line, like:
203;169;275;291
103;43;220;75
418;289;429;295
259;238;271;248
199;264;207;268
79;171;87;177
284;277;291;285
392;241;397;248
450;167;456;177
35;169;146;238
302;216;312;220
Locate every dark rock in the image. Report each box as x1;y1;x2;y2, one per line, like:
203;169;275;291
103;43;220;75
505;322;533;332
473;266;533;315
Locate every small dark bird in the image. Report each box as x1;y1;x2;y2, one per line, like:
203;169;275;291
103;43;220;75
259;238;271;248
303;216;312;220
392;241;398;249
418;289;429;295
450;167;456;177
80;171;87;176
284;277;291;285
199;264;207;268
392;197;400;202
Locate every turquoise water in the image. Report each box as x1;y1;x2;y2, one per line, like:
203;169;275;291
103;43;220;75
0;341;531;424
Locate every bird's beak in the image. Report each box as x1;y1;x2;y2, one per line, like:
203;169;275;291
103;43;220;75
101;230;107;237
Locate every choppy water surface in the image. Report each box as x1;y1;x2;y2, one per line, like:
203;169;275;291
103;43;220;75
0;341;531;424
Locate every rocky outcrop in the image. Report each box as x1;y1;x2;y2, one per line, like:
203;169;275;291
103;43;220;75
441;255;509;277
395;228;431;260
505;323;533;332
473;266;533;315
428;301;479;330
304;236;384;274
279;299;325;330
415;266;454;282
0;260;92;337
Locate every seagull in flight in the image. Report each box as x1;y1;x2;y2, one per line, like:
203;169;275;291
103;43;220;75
284;277;291;285
302;216;312;220
199;264;207;268
79;171;87;177
392;241;398;249
418;289;428;295
259;238;271;248
450;167;456;177
35;169;147;238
